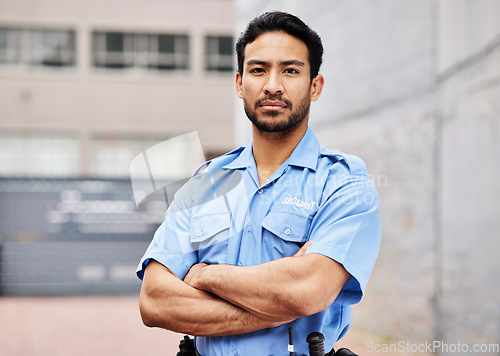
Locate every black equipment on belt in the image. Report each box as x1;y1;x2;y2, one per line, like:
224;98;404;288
306;332;359;356
307;332;325;356
177;335;201;356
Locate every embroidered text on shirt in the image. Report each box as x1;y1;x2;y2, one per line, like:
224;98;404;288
281;197;318;210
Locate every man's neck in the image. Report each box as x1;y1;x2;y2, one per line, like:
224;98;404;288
252;121;308;186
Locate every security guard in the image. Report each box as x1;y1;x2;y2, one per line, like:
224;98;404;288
137;11;380;356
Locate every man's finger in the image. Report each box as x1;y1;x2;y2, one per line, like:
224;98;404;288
293;240;313;257
184;263;207;287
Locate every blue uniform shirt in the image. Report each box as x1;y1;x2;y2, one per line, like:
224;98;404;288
137;127;381;356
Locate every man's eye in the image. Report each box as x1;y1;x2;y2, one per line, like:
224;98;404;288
284;68;299;74
250;68;265;73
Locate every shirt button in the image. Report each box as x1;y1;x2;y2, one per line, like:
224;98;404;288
232;349;238;355
284;228;291;235
247;225;253;232
197;230;203;237
257;189;263;194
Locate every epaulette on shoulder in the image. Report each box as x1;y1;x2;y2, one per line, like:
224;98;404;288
320;147;367;176
320;147;346;162
192;146;245;176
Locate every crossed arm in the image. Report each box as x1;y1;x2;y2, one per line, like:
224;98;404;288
139;242;351;337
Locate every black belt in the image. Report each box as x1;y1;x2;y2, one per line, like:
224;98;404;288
177;335;357;356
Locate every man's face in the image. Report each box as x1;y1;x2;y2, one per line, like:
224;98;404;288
236;31;323;133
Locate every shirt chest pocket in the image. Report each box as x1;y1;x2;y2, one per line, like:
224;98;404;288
261;211;312;258
190;212;230;264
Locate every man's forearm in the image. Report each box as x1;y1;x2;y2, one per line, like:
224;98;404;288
185;252;350;321
140;260;284;336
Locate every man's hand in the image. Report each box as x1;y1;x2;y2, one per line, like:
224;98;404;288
294;240;313;257
183;262;207;289
184;241;313;289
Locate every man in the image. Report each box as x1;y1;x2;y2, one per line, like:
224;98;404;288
137;11;381;356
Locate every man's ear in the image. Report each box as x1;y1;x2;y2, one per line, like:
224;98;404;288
235;72;243;99
310;74;325;101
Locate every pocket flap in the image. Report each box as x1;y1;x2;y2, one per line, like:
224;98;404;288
261;211;311;242
190;212;231;242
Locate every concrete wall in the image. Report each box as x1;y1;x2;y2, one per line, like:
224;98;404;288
438;0;500;350
236;1;500;353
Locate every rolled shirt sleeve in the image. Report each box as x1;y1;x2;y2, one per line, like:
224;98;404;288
306;173;381;305
136;179;197;281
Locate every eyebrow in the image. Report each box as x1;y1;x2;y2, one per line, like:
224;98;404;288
245;59;305;67
281;60;305;67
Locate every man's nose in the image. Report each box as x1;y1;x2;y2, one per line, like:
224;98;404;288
263;72;284;95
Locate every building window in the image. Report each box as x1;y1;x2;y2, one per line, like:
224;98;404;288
205;35;233;72
92;31;189;71
0;133;79;177
0;27;76;67
89;134;205;180
89;136;163;178
0;27;19;65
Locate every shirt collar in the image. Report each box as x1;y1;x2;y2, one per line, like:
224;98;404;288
284;126;320;171
223;126;320;171
222;142;255;170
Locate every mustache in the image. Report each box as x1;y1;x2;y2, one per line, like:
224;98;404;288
254;96;292;109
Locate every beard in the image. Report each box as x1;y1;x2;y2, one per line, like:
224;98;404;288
244;95;311;133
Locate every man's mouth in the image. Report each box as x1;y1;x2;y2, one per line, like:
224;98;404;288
258;100;288;111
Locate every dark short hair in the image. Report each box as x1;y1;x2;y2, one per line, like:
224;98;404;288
236;11;323;81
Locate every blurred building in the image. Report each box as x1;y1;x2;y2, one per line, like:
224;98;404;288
0;0;236;295
236;1;500;355
0;0;236;178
